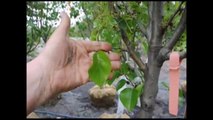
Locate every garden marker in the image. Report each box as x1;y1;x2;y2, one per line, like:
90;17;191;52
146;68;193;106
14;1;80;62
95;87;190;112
169;52;180;116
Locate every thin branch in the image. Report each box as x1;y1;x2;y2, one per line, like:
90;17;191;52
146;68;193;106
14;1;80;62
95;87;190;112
162;50;187;61
162;2;184;35
119;25;146;72
165;7;186;50
180;51;186;60
109;2;146;72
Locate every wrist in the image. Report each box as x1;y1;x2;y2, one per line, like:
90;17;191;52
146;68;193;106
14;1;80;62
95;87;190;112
27;54;53;114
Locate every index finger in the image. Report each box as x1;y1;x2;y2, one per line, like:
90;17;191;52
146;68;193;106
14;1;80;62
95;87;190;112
82;41;112;52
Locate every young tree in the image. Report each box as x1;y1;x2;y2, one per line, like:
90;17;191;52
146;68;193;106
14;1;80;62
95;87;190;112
72;1;186;118
110;2;186;118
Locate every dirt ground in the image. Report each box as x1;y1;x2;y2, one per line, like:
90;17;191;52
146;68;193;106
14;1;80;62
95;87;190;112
32;59;186;118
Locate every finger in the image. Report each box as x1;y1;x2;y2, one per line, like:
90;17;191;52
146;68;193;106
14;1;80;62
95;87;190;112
47;11;70;45
82;41;112;52
108;52;120;61
111;61;121;70
58;11;71;36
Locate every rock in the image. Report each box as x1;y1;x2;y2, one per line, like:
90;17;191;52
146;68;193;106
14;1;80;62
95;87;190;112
89;84;116;107
99;113;130;118
27;112;39;118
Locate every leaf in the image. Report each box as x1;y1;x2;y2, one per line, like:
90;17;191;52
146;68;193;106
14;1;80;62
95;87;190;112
88;51;111;88
120;88;138;112
142;40;148;55
116;79;126;91
179;96;185;107
161;81;169;90
107;70;121;85
179;88;184;98
135;84;143;97
121;63;129;74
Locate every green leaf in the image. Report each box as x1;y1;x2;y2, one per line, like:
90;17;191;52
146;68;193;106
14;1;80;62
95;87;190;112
179;97;185;107
135;84;143;97
179;88;184;98
107;70;121;85
107;79;114;85
120;88;138;112
88;51;111;88
161;81;169;90
142;40;148;55
116;79;126;91
121;63;129;74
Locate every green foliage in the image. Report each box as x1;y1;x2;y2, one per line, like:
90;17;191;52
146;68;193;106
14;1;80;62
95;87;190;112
162;2;186;52
120;88;139;112
135;83;144;97
88;51;111;88
107;70;121;85
162;81;169;90
142;40;149;55
27;1;67;55
174;31;186;52
116;79;126;91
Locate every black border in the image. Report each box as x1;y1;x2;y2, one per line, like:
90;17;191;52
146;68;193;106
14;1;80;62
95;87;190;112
1;0;209;119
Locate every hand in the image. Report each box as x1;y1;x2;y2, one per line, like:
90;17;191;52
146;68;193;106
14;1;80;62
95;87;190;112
27;12;121;114
41;11;121;93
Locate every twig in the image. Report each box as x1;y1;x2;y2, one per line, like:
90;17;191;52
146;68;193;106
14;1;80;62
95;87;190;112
162;2;184;35
165;7;186;50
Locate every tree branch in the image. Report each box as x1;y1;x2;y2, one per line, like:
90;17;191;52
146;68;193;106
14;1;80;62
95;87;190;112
109;2;146;72
160;49;187;61
121;2;148;39
147;2;163;44
165;7;186;50
119;26;146;72
180;51;186;60
162;2;184;35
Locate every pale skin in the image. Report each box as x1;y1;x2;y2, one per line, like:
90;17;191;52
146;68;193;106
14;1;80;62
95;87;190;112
27;12;121;115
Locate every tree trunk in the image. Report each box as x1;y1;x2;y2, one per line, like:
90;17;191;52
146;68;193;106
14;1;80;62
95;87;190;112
136;2;163;118
136;54;162;118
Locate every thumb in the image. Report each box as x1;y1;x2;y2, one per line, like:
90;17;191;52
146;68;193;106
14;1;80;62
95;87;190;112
46;11;70;46
58;11;70;36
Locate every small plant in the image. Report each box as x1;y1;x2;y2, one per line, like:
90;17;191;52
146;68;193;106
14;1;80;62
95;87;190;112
88;51;111;88
89;50;144;112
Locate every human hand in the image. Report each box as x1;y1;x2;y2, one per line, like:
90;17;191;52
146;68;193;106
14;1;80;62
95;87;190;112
39;11;121;94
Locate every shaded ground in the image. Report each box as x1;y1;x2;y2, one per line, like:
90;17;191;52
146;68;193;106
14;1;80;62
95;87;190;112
33;59;186;118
